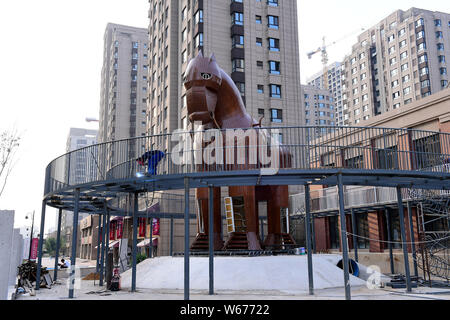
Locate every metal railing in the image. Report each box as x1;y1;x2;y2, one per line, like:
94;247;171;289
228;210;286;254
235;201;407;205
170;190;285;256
44;126;450;197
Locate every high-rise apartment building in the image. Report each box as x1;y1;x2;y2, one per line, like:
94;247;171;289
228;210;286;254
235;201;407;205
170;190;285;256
307;62;344;126
341;8;450;126
302;85;336;130
62;128;98;255
147;0;302;145
99;23;149;162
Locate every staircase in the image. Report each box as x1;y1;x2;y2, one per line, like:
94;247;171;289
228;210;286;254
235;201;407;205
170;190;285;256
190;233;209;251
281;233;296;247
223;232;250;251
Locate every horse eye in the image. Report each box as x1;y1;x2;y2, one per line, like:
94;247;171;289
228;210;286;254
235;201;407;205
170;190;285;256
201;73;212;80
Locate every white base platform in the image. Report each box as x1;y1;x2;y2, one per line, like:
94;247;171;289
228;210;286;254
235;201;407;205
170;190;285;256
120;255;367;293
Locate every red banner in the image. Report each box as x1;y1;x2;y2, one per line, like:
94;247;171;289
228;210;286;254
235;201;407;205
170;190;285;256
116;220;123;239
110;221;116;240
138;218;146;238
30;238;39;260
152;218;160;236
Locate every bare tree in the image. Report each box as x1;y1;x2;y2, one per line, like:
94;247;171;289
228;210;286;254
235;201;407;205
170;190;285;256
0;128;21;198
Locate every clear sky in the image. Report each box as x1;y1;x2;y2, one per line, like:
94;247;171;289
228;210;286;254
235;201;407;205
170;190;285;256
0;0;449;234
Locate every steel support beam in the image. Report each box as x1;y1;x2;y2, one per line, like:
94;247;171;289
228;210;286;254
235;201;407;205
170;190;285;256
69;188;80;299
396;187;412;292
208;186;215;295
337;173;351;300
35;200;47;290
131;192;139;292
407;201;419;277
54;209;62;281
305;184;314;295
184;177;190;301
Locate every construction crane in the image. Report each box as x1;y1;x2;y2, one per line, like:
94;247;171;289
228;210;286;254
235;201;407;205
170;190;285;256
307;29;365;89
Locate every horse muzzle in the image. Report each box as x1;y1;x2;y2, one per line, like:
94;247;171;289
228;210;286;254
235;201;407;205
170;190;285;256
186;85;218;125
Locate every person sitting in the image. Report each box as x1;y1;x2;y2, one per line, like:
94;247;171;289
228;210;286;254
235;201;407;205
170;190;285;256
59;259;70;269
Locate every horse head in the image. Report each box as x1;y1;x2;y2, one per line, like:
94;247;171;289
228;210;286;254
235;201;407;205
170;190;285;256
183;52;223;127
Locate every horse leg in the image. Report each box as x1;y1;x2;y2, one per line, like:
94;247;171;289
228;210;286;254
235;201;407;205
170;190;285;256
228;186;262;250
192;187;224;251
263;185;289;249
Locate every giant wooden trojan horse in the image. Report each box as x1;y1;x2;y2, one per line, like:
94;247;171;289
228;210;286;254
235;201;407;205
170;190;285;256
183;52;295;251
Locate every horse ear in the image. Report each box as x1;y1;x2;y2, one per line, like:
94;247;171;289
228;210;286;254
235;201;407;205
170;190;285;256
210;53;216;62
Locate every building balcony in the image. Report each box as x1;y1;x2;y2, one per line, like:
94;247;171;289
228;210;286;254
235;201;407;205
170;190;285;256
231;71;245;83
230;1;244;14
231;47;245;60
231;24;244;36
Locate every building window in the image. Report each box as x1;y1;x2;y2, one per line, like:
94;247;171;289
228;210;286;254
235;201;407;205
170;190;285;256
270;109;283;123
435;19;442;27
268;61;280;74
257;85;264;93
256;38;262;46
268;15;279;29
269;84;281;98
232;35;244;48
437;43;445;51
256;60;263;69
438;55;446;63
232;12;244;26
267;0;279;7
440;67;448;75
194;33;203;48
232;59;245;72
268;38;280;51
194;9;203;24
255;15;262;24
235;82;245;96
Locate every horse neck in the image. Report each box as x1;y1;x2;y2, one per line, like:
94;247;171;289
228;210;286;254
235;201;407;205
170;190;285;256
214;71;253;128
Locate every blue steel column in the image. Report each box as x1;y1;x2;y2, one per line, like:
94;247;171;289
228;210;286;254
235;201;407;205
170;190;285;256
131;192;139;292
397;187;412;292
351;208;358;263
35;200;47;290
208;186;214;295
407;201;419;277
99;208;107;286
149;215;153;258
311;211;316;253
53;209;62;281
305;184;314;295
69;188;80;299
385;208;395;274
96;213;102;273
184;177;190;301
170;217;174;256
337;173;351;300
104;210;111;283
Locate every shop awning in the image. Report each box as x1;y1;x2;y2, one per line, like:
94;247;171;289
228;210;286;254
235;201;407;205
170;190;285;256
109;240;120;248
137;238;158;248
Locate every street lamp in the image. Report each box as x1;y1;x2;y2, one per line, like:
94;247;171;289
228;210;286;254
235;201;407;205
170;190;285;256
25;210;35;261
